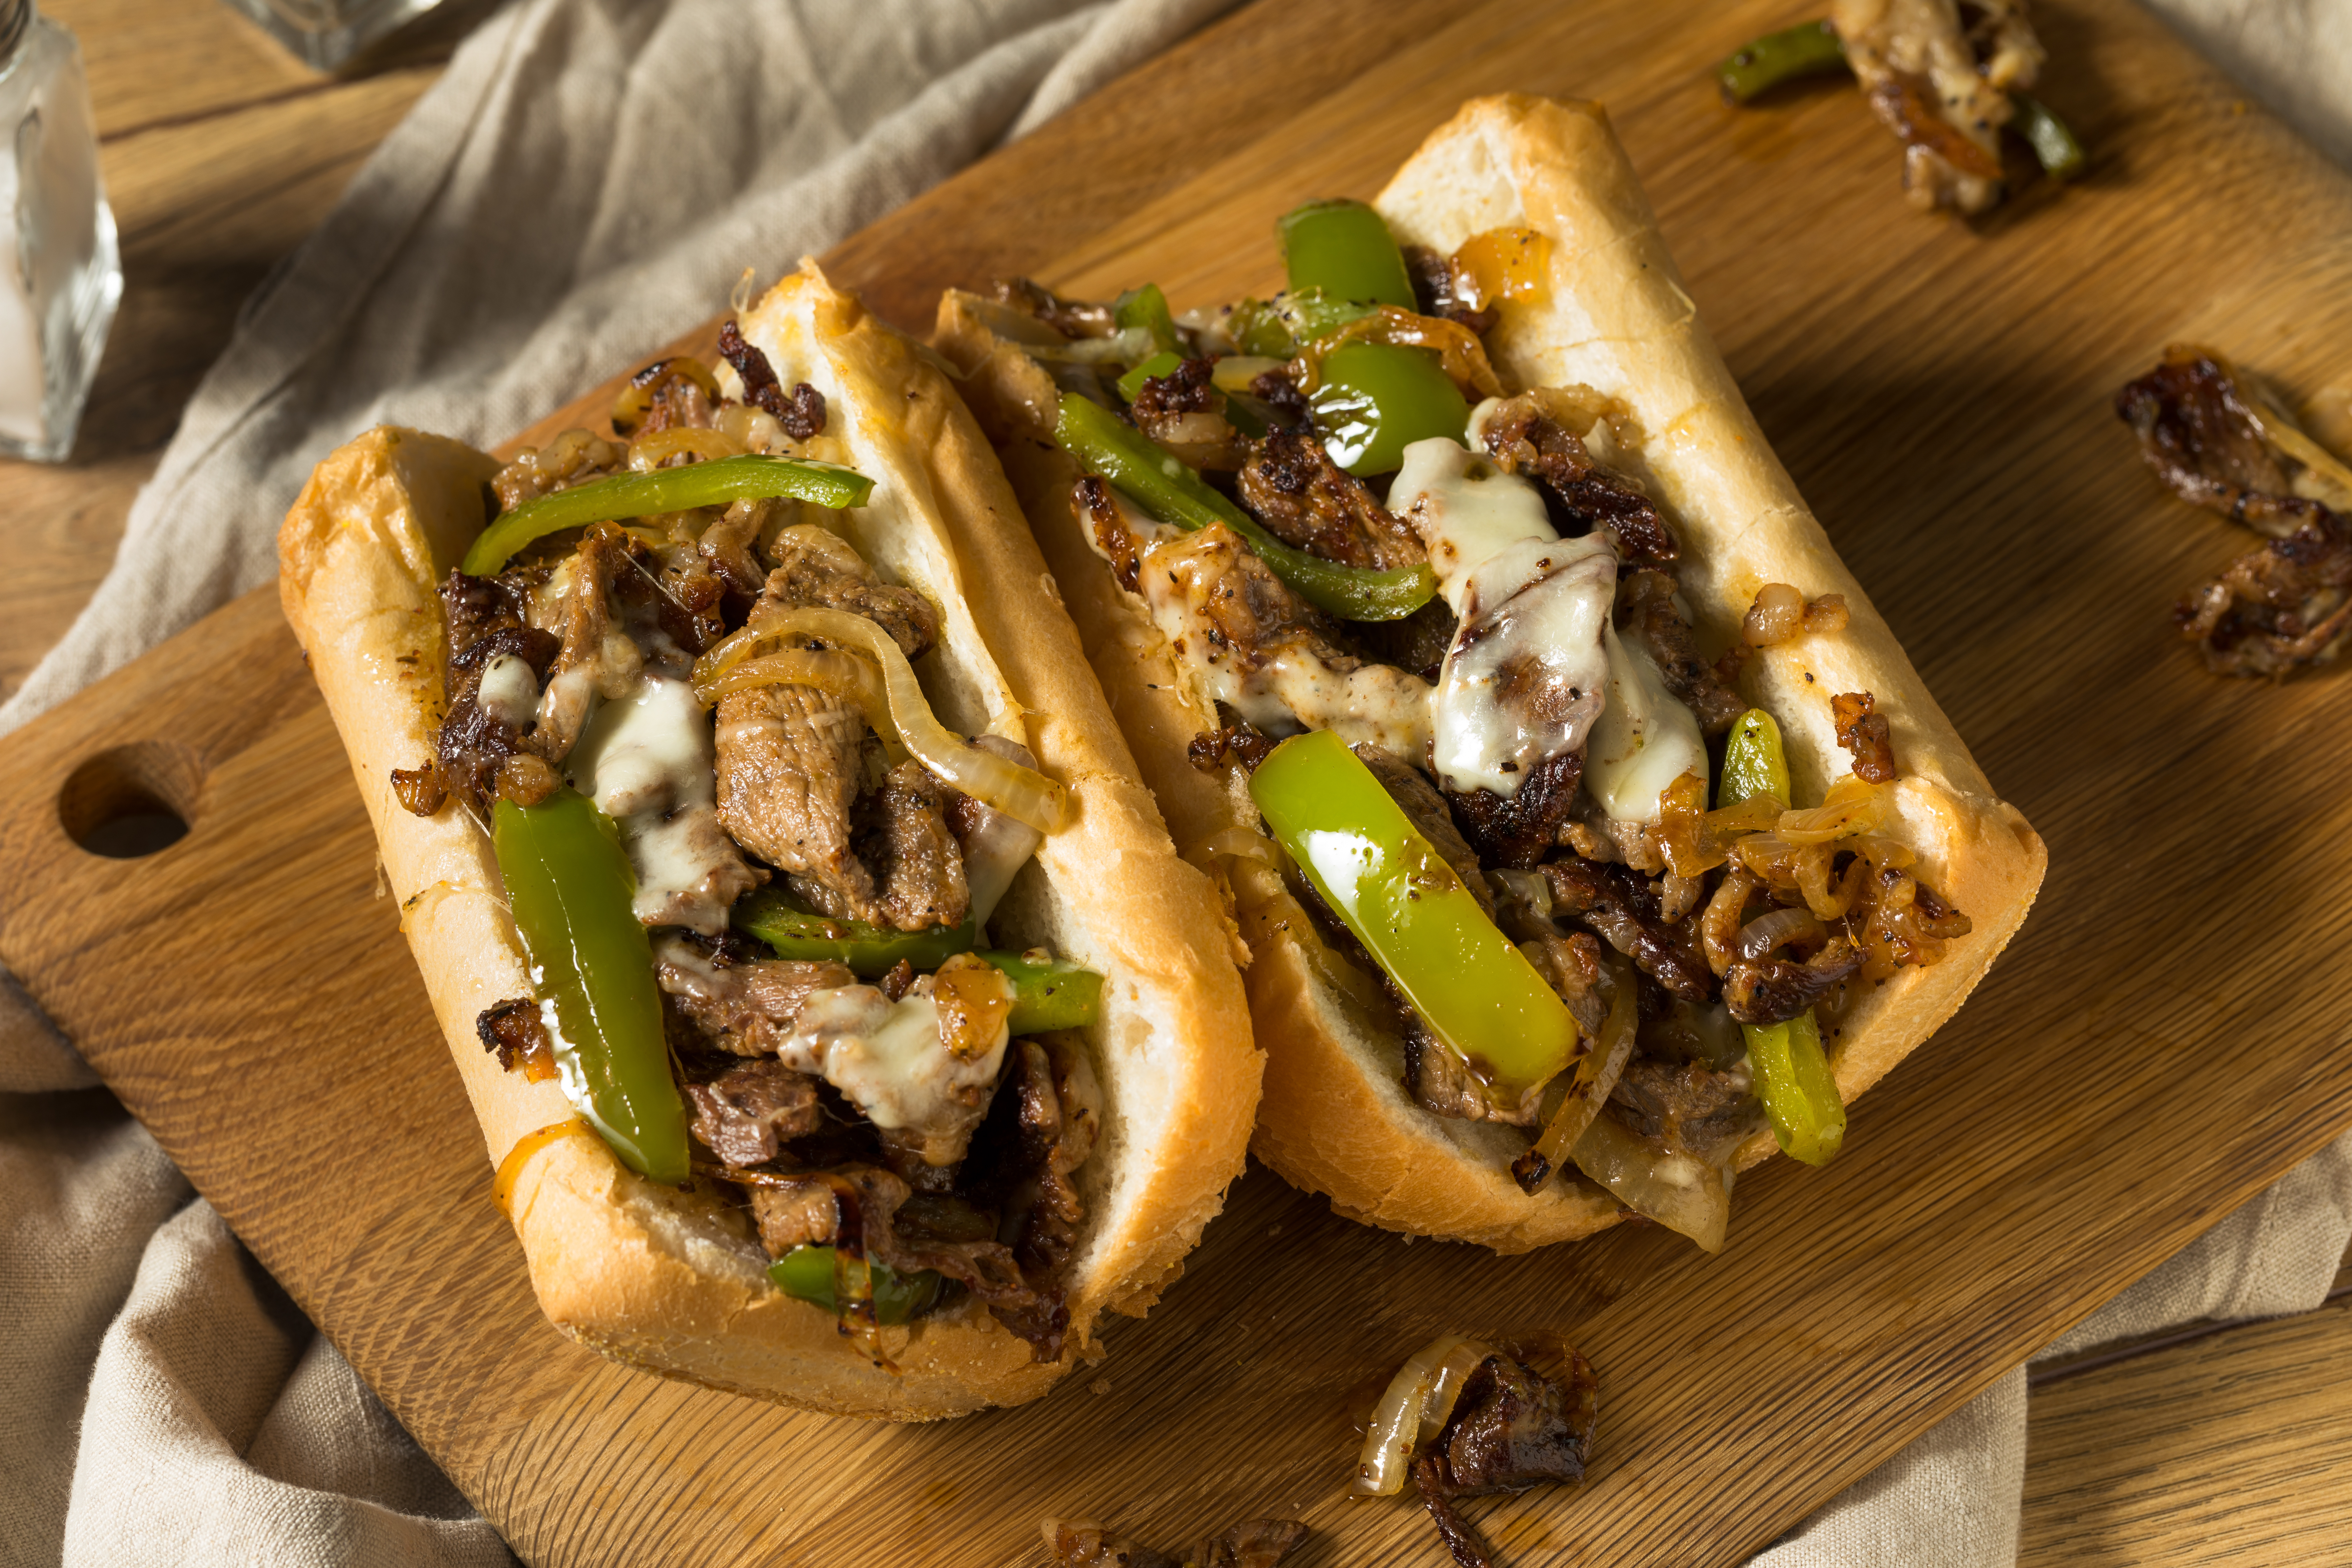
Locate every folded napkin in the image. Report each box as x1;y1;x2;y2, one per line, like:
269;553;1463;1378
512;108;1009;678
0;1;2343;1564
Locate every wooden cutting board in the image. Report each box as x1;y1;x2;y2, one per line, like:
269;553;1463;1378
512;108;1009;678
7;0;2350;1562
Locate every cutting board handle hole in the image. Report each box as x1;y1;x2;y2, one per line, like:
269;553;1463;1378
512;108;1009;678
59;743;200;859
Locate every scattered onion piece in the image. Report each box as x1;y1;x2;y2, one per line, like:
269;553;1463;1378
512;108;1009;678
1353;1334;1499;1497
692;608;1070;834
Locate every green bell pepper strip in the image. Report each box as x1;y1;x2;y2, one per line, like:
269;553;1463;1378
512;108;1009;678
1308;341;1471;477
1113;284;1180;356
982;951;1104;1034
1717;707;1792;810
1116;349;1183;405
768;1245;944;1324
731;894;1102;1032
733;888;978;978
1251;730;1580;1096
493;792;690;1184
1743;1009;1845;1165
1052;393;1436;621
1223;289;1374;361
2010;94;2085;180
1278;199;1416;310
461;454;875;576
1715;19;1848;105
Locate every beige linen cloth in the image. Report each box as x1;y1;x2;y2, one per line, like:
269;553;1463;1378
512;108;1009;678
0;1;2345;1564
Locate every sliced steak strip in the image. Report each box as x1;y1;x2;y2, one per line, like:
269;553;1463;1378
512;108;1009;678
713;525;947;927
1543;855;1714;1002
686;1058;824;1167
861;758;969;931
653;933;855;1056
1237;427;1426;569
1480;390;1678;566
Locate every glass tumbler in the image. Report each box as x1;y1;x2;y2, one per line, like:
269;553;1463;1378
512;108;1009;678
0;0;119;464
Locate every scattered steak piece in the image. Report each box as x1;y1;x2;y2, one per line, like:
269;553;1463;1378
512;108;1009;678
1411;1348;1600;1568
1404;244;1497;335
1832;0;2042;215
1188;719;1279;774
1832;690;1897;782
2114;347;2324;538
1353;743;1494;919
685;1058;825;1167
475;998;555;1080
1480;390;1679;566
1605;1055;1758;1162
653;932;856;1056
1722;939;1864;1025
2177;513;2352;676
1543;856;1714;1002
859;759;970;932
1616;568;1748;735
1445;749;1585;872
1236;427;1426;569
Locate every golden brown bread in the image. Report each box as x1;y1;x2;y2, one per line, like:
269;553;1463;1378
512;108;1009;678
938;94;2046;1254
277;261;1260;1417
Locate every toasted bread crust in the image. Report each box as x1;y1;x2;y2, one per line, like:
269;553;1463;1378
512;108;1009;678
277;262;1258;1417
937;94;2045;1254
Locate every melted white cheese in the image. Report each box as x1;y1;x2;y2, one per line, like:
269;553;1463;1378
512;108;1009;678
1583;621;1707;822
1392;435;1557;612
567;673;743;933
1432;535;1617;797
475;653;540;729
778;981;1013;1152
1394;436;1618;798
1131;525;1435;760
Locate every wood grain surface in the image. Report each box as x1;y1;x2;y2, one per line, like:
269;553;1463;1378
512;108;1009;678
6;1;2352;1565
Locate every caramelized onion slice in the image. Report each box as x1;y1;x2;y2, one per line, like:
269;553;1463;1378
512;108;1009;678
1569;1114;1732;1254
628;425;746;471
694;608;1070;834
1522;962;1637;1188
1354;1334;1498;1497
693;648;904;763
1775;776;1891;846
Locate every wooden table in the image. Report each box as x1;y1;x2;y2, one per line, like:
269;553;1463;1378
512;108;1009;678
8;1;2351;1562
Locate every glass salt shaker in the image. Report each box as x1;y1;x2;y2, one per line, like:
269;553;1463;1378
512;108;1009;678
0;0;119;464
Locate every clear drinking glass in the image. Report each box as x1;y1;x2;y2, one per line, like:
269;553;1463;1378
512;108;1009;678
0;0;119;464
215;0;453;72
